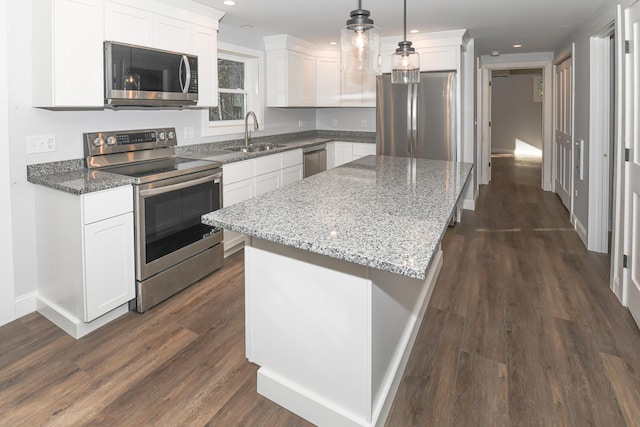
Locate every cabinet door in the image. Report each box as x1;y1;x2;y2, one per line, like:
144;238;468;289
362;72;377;107
153;15;192;53
52;0;104;107
316;57;340;106
352;143;376;159
193;24;218;107
282;164;303;186
224;178;255;206
287;51;303;106
418;46;458;72
255;171;281;196
105;1;153;46
334;142;354;167
84;212;135;322
301;54;316;106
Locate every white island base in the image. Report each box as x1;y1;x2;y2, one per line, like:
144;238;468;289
245;237;443;427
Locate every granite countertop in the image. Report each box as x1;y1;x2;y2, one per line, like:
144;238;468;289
27;160;135;195
27;132;375;195
202;155;473;280
176;137;335;163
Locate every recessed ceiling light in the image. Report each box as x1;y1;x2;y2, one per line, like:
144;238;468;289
329;41;337;45
409;29;419;34
241;24;253;30
223;0;236;6
491;50;500;56
513;44;523;48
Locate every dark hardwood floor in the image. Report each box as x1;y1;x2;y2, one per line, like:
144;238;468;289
2;154;640;426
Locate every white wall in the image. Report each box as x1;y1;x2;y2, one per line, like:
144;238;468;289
491;72;543;153
0;0;16;326
316;108;376;132
554;0;634;235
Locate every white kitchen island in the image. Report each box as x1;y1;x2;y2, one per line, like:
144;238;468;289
203;155;472;427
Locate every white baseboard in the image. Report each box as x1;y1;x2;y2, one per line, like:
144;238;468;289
491;148;513;155
572;214;588;247
15;290;38;318
37;295;129;339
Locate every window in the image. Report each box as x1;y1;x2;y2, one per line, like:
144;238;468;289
202;44;263;137
209;57;246;121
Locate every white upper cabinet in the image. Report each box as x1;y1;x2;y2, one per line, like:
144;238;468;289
34;0;224;109
192;24;218;107
153;14;193;53
104;2;153;46
380;30;467;73
341;70;376;107
315;55;341;107
32;0;105;108
265;35;317;107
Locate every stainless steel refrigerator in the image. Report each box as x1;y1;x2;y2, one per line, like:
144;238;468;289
376;71;456;161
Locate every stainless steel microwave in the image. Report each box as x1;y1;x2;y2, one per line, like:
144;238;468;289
104;41;198;107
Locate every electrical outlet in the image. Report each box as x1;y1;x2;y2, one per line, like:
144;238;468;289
332;119;338;127
298;120;303;128
27;134;56;154
361;120;367;128
184;126;195;139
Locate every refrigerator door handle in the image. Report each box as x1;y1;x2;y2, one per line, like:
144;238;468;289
407;83;418;156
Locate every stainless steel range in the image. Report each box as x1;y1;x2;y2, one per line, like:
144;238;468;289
84;127;223;312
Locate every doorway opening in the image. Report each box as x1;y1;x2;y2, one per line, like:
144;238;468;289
491;68;544;163
479;56;553;192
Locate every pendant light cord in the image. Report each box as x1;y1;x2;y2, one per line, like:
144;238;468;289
403;0;407;42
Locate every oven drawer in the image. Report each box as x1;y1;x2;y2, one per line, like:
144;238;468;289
83;186;133;224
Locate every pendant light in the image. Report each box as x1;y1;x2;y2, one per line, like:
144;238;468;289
391;0;420;84
340;0;381;73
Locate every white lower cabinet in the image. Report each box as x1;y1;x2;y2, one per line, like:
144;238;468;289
255;170;281;196
84;212;135;321
333;142;355;167
329;142;377;169
282;164;303;186
222;149;303;254
35;185;135;338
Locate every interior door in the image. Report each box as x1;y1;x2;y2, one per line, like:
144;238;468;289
554;58;572;210
625;1;640;328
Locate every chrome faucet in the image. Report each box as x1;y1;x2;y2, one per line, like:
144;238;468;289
244;111;259;149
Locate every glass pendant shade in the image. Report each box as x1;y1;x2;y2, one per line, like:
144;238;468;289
391;42;420;84
340;4;381;73
391;0;420;84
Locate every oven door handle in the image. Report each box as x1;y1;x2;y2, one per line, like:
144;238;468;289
139;174;221;198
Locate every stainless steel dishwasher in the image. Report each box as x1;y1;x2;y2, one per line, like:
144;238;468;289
303;144;327;178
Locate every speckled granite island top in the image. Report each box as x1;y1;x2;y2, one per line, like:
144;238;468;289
203;155;472;280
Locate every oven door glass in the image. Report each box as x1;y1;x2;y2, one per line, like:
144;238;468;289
136;171;221;280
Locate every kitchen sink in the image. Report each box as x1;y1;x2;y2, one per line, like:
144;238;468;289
225;143;286;153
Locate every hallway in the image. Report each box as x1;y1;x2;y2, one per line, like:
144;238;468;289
387;154;640;426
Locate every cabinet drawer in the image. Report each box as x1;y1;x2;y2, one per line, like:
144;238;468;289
255;153;281;176
282;148;303;168
223;159;254;184
352;143;376;157
83;186;133;225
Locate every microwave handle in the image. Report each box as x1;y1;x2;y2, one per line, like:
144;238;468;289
179;55;191;94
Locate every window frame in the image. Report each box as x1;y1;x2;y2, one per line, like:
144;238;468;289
202;42;264;137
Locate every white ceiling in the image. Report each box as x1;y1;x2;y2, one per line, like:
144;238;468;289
192;0;607;55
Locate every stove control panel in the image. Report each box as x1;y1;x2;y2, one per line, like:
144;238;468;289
84;127;178;168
